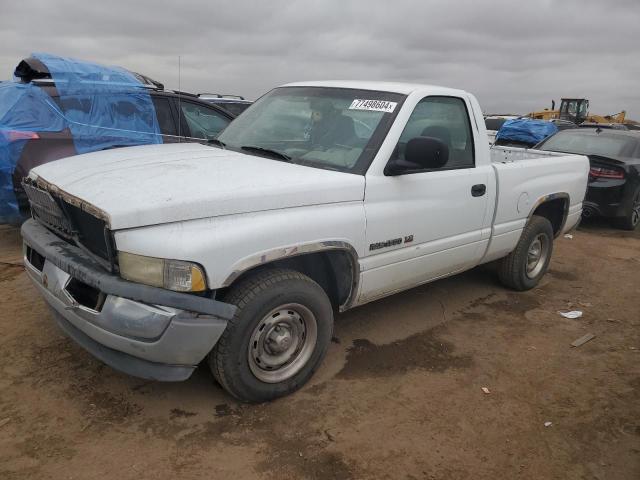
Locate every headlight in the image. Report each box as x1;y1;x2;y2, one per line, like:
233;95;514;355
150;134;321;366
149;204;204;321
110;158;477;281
118;252;207;292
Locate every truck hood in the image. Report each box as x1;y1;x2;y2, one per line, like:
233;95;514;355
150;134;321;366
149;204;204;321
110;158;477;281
31;143;365;230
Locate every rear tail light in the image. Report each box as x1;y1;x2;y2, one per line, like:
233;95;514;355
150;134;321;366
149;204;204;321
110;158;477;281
0;129;40;142
589;166;624;179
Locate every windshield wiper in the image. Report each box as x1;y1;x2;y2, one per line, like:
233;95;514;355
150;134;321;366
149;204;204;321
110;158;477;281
207;138;226;149
240;145;292;162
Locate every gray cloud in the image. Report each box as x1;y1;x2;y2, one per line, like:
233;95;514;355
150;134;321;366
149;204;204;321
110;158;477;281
1;0;638;118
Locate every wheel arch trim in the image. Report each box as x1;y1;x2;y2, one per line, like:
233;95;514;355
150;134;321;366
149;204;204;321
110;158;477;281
220;240;361;311
527;192;570;237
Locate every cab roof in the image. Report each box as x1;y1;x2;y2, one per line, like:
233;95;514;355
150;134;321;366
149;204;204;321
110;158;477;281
281;80;468;97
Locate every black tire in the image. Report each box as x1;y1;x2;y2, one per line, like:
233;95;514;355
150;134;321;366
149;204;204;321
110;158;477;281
209;268;333;403
612;186;640;231
498;215;554;291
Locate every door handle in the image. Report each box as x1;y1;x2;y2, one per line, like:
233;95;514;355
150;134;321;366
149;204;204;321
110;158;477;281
471;184;486;197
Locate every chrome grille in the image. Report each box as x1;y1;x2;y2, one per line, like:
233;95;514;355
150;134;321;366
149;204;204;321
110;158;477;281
22;182;74;236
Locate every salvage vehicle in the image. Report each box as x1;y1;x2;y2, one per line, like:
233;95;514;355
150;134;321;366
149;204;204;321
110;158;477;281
485;116;574;146
0;54;235;224
484;115;518;145
20;81;589;402
537;128;640;230
494;118;558;148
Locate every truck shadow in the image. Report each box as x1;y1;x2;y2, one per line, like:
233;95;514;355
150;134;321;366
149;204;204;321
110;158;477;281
97;264;504;408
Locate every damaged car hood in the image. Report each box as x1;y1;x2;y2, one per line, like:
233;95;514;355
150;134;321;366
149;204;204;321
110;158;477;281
30;143;365;230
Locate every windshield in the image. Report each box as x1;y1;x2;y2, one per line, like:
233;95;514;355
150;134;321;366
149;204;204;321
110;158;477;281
540;131;634;158
217;86;405;173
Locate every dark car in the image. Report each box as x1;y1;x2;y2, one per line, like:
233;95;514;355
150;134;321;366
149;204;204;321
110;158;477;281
1;55;235;223
536;128;640;230
198;93;253;116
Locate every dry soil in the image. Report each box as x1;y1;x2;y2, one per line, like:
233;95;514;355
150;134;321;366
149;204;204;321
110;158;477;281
0;220;638;479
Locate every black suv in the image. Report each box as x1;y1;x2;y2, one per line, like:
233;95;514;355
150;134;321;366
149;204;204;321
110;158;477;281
197;93;252;116
3;56;236;221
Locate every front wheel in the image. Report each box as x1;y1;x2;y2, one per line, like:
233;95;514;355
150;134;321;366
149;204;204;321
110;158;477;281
209;269;333;403
498;215;554;291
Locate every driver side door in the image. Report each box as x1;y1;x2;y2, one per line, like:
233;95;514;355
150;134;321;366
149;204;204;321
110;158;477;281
359;95;492;303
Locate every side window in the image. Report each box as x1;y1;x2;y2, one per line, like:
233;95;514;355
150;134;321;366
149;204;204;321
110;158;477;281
179;102;230;139
394;96;475;169
151;97;177;136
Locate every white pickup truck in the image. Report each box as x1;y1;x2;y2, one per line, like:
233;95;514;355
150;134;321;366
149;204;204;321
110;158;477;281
21;81;589;402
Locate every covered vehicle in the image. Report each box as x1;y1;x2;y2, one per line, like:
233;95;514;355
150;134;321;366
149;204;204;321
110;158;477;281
484;115;518;145
536;128;640;230
0;53;234;224
495;118;558;148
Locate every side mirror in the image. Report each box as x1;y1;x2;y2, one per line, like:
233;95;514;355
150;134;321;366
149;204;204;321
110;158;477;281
385;136;449;175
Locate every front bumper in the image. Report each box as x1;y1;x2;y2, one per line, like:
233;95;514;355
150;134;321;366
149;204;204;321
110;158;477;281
21;219;236;381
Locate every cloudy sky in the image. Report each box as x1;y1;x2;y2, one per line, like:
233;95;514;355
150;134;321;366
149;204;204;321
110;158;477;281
1;0;639;118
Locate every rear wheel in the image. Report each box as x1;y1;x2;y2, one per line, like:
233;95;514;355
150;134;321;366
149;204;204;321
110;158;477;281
209;269;333;403
498;215;554;291
612;187;640;231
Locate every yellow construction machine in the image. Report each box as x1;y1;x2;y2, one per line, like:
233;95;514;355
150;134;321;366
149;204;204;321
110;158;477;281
528;98;628;125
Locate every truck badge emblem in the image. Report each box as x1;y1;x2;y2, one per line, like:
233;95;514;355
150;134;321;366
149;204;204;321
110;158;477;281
369;235;414;251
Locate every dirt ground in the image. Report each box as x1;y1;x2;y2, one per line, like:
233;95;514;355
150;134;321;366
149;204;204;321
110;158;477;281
0;220;638;480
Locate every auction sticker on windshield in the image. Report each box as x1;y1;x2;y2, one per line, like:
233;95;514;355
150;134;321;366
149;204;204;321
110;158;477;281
349;99;397;113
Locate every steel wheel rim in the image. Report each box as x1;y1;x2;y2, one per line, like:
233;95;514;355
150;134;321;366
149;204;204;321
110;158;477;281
248;303;318;383
526;233;550;279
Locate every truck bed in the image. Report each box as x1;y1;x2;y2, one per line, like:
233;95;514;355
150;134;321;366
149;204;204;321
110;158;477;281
481;146;589;264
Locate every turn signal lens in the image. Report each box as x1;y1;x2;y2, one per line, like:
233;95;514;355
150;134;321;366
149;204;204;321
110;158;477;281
164;260;207;292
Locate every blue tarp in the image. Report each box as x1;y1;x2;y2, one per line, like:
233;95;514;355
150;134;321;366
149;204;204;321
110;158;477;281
0;53;162;224
495;118;558;146
33;53;161;154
